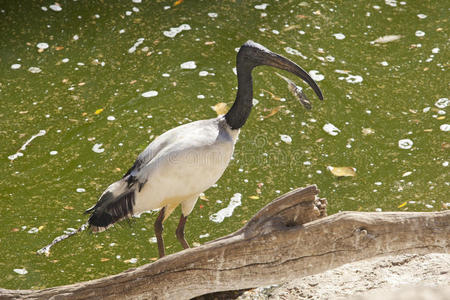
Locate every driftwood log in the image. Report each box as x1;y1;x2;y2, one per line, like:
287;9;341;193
1;185;448;299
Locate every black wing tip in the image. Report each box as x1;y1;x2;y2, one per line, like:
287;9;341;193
86;191;136;230
88;211;113;228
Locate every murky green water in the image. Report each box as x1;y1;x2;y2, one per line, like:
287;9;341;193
1;0;448;290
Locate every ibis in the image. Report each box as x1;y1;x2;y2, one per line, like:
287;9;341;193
85;41;323;258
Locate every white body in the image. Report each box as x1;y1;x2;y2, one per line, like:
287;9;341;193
103;116;239;219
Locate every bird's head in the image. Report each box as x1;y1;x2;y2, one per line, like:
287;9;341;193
237;40;323;101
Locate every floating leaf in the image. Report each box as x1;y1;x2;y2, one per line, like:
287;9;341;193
371;35;403;44
398;201;407;208
249;195;260;200
327;166;356;177
173;0;184;6
261;89;281;101
94;108;104;115
282;25;302;31
276;72;311;109
362;127;375;135
262;106;282;119
211;102;228;115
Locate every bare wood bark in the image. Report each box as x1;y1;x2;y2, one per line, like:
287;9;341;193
1;185;448;300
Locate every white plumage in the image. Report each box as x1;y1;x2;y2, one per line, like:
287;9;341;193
130;116;238;217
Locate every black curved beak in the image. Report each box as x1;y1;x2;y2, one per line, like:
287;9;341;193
240;41;323;101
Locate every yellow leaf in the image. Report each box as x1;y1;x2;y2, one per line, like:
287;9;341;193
263;106;282;119
436;116;445;120
327;166;356;177
38;225;45;231
362;128;375;135
95;108;104;115
249;195;259;200
282;25;302;32
173;0;184;6
398;201;407;208
261;89;281;101
211;102;228;116
100;258;110;262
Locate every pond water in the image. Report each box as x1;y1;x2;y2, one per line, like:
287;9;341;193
0;0;448;290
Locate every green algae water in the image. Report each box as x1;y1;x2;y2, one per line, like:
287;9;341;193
0;0;448;289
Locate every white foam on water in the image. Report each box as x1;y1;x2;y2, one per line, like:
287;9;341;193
415;30;425;37
280;134;292;144
309;70;325;81
434;98;448;109
333;33;346;40
284;47;307;59
142;90;158;98
255;3;269;10
163;24;191;38
28;67;42;73
180;61;197;69
8;130;46;161
14;268;28;275
209;193;242;223
398;138;413;149
92;143;105;153
323;123;341;136
128;38;144;53
49;3;62;11
440;124;449;132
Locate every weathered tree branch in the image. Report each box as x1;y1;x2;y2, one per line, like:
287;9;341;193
1;185;448;299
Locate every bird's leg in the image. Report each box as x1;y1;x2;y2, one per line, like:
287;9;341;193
175;214;190;249
154;207;166;258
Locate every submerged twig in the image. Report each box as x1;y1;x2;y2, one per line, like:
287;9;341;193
276;72;312;110
37;223;89;256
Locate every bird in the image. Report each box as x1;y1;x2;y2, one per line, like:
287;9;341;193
84;40;323;258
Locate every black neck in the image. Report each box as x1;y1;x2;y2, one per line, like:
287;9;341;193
225;62;254;130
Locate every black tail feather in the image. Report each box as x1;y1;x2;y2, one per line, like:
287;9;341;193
87;191;136;230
